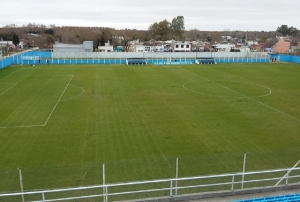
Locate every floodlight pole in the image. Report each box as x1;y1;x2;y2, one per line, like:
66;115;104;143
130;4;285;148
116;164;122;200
17;168;24;202
241;152;249;189
175;156;179;196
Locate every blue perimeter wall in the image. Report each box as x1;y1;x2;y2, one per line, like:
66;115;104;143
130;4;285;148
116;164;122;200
1;52;299;69
281;55;300;64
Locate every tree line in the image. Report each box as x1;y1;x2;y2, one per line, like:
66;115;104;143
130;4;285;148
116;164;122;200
0;21;299;51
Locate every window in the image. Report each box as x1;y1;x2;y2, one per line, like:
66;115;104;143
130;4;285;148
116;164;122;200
186;45;189;48
181;45;184;48
176;45;179;48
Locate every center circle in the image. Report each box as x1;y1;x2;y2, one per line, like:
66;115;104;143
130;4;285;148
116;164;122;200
183;81;271;98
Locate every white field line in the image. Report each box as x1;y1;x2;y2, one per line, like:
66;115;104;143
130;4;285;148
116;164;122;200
0;83;17;96
181;68;300;122
42;75;74;126
183;81;272;98
0;75;74;129
60;84;85;101
9;75;74;77
0;68;22;80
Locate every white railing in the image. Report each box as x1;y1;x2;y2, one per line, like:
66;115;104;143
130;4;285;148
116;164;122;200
50;52;269;59
0;167;299;202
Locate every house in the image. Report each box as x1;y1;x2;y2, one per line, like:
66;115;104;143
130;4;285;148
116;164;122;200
164;40;192;52
190;41;205;52
246;41;258;46
98;41;114;52
134;45;164;52
221;36;232;42
249;44;264;52
128;39;143;46
271;37;291;54
291;42;300;55
112;36;124;44
21;33;40;47
173;42;192;52
0;41;14;49
128;39;143;52
0;41;15;55
212;43;235;52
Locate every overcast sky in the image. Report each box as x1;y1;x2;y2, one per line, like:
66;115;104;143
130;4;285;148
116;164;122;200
1;0;299;31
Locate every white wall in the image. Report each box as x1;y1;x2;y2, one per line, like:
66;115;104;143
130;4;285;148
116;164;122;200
51;52;268;59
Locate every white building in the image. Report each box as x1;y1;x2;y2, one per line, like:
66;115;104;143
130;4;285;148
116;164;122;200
19;42;24;49
133;45;165;52
0;41;15;49
212;43;236;52
173;42;191;52
53;41;93;53
246;41;258;46
98;41;114;52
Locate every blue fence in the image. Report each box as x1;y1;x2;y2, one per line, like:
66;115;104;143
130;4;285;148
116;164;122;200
0;56;13;69
0;50;52;69
269;53;300;64
0;51;299;69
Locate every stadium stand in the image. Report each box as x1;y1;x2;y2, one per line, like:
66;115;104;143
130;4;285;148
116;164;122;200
233;193;300;202
126;58;147;65
195;57;217;64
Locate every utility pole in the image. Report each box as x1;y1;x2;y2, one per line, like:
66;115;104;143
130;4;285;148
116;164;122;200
207;37;212;57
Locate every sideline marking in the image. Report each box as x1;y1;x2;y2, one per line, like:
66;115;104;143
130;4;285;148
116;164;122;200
0;68;22;80
0;83;17;96
0;75;74;129
181;68;300;122
183;80;272;98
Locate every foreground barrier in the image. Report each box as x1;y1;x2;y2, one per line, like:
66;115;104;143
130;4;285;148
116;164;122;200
0;167;299;202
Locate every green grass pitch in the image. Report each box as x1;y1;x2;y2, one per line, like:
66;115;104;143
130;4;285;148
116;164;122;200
0;63;299;192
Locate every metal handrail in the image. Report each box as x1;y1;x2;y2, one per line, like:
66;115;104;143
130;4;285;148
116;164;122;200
0;167;299;201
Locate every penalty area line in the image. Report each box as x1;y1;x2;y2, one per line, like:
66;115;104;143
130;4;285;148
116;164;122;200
0;75;74;129
42;75;74;126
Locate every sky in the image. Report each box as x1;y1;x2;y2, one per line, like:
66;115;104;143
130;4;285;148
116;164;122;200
1;0;299;31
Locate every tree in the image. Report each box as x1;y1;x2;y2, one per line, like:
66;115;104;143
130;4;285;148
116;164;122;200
99;34;105;46
171;16;185;40
99;29;113;46
149;16;185;40
149;19;171;40
186;28;201;41
12;33;20;47
276;25;298;36
44;29;55;35
46;35;55;44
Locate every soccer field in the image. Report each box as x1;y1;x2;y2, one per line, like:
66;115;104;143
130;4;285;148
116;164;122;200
0;63;299;193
